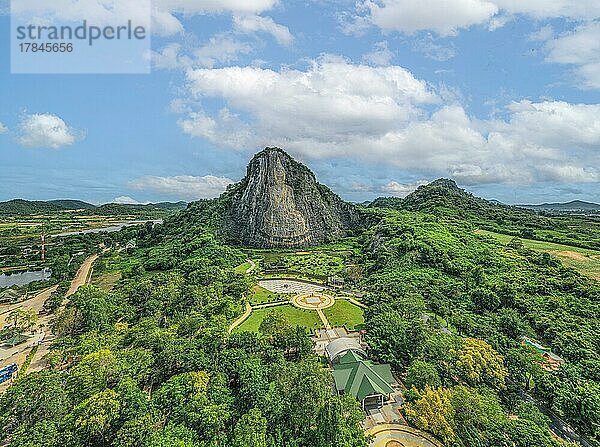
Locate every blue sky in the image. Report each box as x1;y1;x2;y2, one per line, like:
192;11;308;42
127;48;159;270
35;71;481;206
1;0;600;205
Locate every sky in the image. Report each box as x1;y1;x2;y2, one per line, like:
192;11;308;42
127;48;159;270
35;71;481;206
1;0;600;205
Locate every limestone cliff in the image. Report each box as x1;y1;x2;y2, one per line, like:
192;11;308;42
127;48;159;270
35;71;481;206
220;148;360;248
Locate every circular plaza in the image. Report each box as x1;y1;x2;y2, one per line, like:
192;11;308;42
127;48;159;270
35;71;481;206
291;292;335;310
367;425;443;447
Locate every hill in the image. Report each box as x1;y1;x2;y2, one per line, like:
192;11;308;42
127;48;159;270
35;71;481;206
47;199;96;210
0;199;65;215
369;179;600;250
369;178;523;221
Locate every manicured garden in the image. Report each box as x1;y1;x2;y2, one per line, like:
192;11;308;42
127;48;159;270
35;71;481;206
323;299;364;331
247;285;287;305
236;305;324;333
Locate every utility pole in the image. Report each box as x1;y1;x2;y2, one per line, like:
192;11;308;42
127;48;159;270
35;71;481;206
41;233;45;261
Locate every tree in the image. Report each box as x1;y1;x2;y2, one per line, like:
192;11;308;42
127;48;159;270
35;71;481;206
405;360;441;391
69;388;121;445
7;308;38;335
259;311;292;347
403;386;456;445
56;285;117;335
556;381;600;439
317;395;368;447
451;338;507;390
67;349;122;401
471;287;500;313
232;408;267;447
0;371;68;443
365;310;425;369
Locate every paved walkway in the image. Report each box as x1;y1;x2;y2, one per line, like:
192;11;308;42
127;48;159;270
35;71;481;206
246;259;257;274
228;302;252;333
253;301;289;309
316;308;331;330
343;296;368;309
290;292;335;310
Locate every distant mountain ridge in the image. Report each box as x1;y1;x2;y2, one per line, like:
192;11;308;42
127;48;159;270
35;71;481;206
518;200;600;213
47;199;96;210
0;199;187;215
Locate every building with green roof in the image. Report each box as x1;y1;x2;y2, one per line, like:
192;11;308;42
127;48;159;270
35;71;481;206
331;350;395;409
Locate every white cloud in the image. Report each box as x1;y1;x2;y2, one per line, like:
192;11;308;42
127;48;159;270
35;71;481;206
363;41;394;66
152;43;186;70
382;180;429;197
356;0;498;36
350;0;600;36
493;0;600;21
152;35;254;70
113;196;149;205
0;122;7;134
182;56;438;154
195;34;254;67
17;113;82;149
529;25;554;42
178;108;253;148
157;0;278;15
175;57;600;186
545;22;600;89
129;175;235;200
412;35;456;61
233;14;293;46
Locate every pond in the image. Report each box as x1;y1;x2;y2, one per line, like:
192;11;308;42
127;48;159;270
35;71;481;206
0;268;52;288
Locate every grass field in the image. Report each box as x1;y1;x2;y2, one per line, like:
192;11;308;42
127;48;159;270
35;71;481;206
236;305;323;333
323;299;364;330
248;285;287;305
234;261;252;274
477;229;600;280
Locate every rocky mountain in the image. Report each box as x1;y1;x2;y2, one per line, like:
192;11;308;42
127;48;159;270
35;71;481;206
175;148;361;248
222;148;360;248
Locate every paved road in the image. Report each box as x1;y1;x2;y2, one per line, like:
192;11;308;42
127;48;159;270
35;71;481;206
366;424;442;447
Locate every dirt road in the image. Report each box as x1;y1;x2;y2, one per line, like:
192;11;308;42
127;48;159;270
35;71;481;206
28;253;99;373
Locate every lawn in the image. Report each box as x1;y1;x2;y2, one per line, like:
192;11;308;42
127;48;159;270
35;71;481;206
236;305;323;333
248;285;287;305
323;299;364;331
234;261;252;274
476;229;600;280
